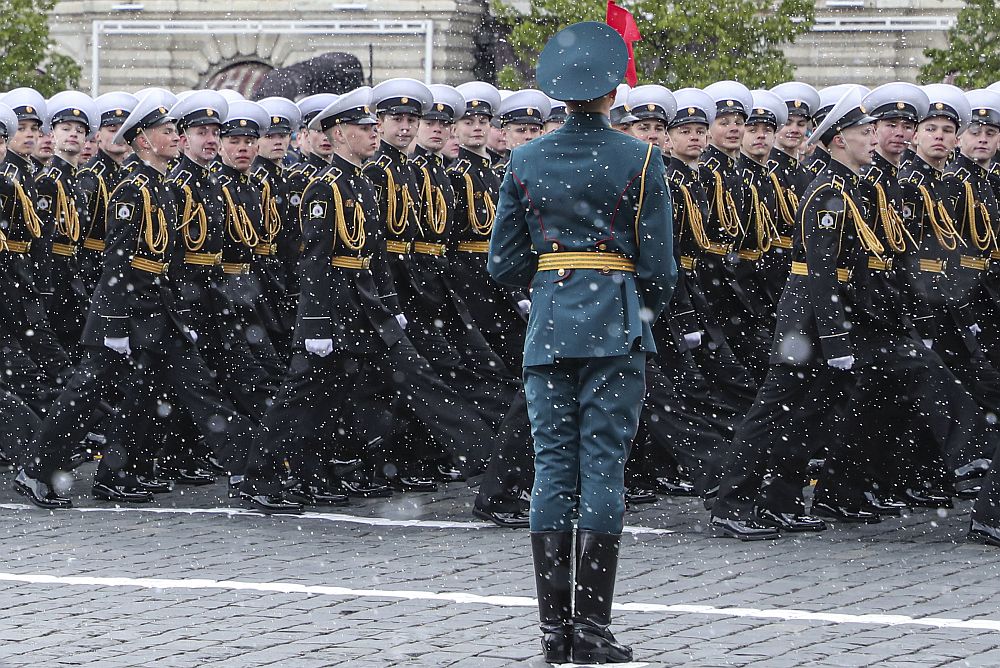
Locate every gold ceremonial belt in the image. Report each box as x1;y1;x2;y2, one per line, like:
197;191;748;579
918;258;947;274
4;240;31;254
773;236;793;249
790;261;850;283
82;238;105;252
456;240;490;253
221;262;251;275
536;252;636;276
868;256;893;271
737;249;762;262
185;251;222;266
131;256;169;275
704;241;732;256
960;255;990;271
992;250;1000;260
413;242;447;256
385;240;412;255
680;255;698;271
331;255;372;270
52;242;78;257
253;243;278;256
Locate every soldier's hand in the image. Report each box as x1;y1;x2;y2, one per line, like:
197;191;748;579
517;299;532;317
395;313;408;330
305;338;334;357
188;329;199;343
970;323;982;336
826;355;855;371
682;331;702;350
104;336;131;356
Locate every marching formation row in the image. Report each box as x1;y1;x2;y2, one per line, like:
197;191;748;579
1;75;1000;548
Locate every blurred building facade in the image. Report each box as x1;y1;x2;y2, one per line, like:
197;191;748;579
49;0;964;96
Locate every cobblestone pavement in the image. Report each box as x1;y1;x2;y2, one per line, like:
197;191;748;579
0;463;998;667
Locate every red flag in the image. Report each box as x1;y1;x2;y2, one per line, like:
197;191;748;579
605;0;641;87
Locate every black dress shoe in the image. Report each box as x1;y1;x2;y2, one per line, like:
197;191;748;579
384;476;438;493
14;470;72;509
472;507;530;528
136;476;174;494
969;519;1000;547
196;455;228;475
159;465;216;486
653;477;697;497
625;486;657;505
432;463;465;483
0;452;13;473
807;458;826;477
339;478;393;498
862;491;909;516
955;459;991;482
239;493;304;515
956;484;982;500
93;482;155;503
812;501;881;523
711;517;780;541
285;484;350;507
755;507;827;532
902;488;953;509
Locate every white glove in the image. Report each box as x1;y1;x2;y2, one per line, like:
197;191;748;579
682;331;703;350
517;299;532;317
305;338;333;357
827;355;855;371
189;329;199;343
970;323;982;335
922;338;934;350
104;336;131;356
395;313;408;329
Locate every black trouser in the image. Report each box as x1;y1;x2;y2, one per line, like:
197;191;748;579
712;363;857;520
0;382;39;460
0;336;60;417
26;336;258;485
475;387;532;512
241;338;497;496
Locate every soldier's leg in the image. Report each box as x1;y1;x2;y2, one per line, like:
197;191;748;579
475;386;533;513
0;383;40;462
0;336;61;416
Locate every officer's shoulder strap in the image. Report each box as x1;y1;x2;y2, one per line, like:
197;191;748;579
410;153;430;169
316;166;343;185
448;158;472;176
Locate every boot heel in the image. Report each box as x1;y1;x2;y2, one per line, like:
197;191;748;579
540;630;571;663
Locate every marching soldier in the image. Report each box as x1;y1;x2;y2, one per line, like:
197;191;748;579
491;22;676;663
543;99;567;134
285;93;338;228
769;81;819;198
609;83;635;132
497;89;549;153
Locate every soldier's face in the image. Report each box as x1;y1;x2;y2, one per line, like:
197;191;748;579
142;122;180;161
960;123;1000;166
454;115;490;149
629;119;666;148
378;113;418;151
417;118;450;151
875;118;916;159
488;124;507;152
0;135;6;162
182;124;220;165
668;123;707;162
80;137;97;162
741;122;775;162
220;135;257;172
503;122;541;149
776;115;808;152
837;122;877;168
914;117;958;163
709;113;745;152
98;125;130;159
258;132;291;162
8;119;39;156
310;128;334;158
332;123;379;162
442;132;460;160
33;131;54;160
542;120;564;135
52;121;86;157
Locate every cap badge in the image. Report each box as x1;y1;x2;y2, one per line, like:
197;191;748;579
794;100;802;108
401;97;409;104
73;109;81;116
363;106;370;114
647;104;655;111
688;107;695;114
471;100;480;107
158;107;166;113
980;109;988;116
238;119;246;126
206;109;214;116
726;100;734;107
273;116;281;123
436;103;444;111
115;110;124;116
936;102;944;110
756;108;764;115
527;108;534;115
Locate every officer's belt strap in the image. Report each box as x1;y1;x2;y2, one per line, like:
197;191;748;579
82;238;105;252
185;251;222;266
132;256;168;275
253;243;277;256
331;255;372;270
4;240;30;254
221;262;251;275
960;255;990;271
704;241;731;256
918;258;946;274
457;240;490;253
773;235;793;249
737;249;762;262
385;240;411;254
536;252;636;273
413;241;447;256
52;242;78;257
992;249;1000;261
680;255;697;271
790;260;850;282
868;256;893;271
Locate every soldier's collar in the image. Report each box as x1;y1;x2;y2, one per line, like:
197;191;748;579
50;154;76;174
5;150;34;174
378;139;409;161
331;152;363;175
702;144;735;169
826;156;860;187
768;147;797;168
458;146;492;169
952;152;990;177
737;153;768;174
912;153;943;179
870;150;898;177
306;152;331;169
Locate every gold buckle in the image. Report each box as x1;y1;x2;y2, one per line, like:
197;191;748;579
131;256;168;275
221;262;251;275
457;240;490;253
52;242;78;257
413;242;447;256
82;238;105;252
385;240;412;255
331;255;372;270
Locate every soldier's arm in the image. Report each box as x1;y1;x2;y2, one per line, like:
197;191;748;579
487;167;536;288
296;183;336;340
633;148;677;323
801;187;852;360
897;180;939;340
92;183;145;338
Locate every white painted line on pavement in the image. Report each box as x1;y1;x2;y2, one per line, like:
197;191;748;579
0;571;996;633
0;503;675;535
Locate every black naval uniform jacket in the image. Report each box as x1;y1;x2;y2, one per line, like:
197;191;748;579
942;154;998;316
250;155;298;331
214;162;271;322
735;154;779;314
772;158;876;366
768;146;812;200
0;157;46;329
77;150;128;294
286;152;330;223
664;156;711;347
83;162;193;350
804;144;830;180
296;153;403;353
408;143;457;309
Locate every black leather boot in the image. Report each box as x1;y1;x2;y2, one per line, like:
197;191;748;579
572;530;633;664
530;531;573;664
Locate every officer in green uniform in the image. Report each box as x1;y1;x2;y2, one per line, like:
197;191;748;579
489;22;676;665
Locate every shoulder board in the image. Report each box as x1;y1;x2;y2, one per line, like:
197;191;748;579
948;166;971;183
448;159;472;175
668;169;686;186
316;166;343;184
131;173;150;190
250;164;270;183
373;154;393;170
296;163;319;178
830;174;846;192
865;165;883;184
171;169;194;187
410;153;429;169
701;156;721;173
38;167;61;183
766;158;779;173
903;171;925;187
87;159;108;177
0;163;17;180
